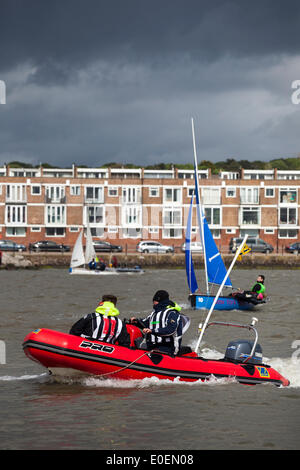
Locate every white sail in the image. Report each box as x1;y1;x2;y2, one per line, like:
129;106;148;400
70;230;85;268
84;222;96;265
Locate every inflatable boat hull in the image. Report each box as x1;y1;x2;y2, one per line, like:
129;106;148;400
23;329;289;387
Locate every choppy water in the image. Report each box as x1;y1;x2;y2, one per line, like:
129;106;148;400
0;268;299;450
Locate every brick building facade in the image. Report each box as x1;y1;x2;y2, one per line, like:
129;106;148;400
0;164;299;252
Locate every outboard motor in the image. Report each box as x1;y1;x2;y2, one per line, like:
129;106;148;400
225;340;263;364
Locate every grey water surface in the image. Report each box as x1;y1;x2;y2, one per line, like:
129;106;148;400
0;267;299;450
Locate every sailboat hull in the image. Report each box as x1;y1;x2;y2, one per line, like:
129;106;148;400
190;294;257;311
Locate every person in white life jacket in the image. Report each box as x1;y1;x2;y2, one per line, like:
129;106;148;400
69;294;130;346
130;290;190;355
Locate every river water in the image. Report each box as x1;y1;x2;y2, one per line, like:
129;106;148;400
0;267;299;450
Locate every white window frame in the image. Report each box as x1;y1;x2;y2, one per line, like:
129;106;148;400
163;187;182;204
70;185;81;196
226;187;236;198
265;187;275;198
108;187;118;197
31;185;41;196
149;187;159;198
45;205;66;225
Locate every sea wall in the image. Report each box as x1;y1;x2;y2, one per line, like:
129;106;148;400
1;252;300;269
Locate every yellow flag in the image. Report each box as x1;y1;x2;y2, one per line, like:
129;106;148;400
237;243;251;261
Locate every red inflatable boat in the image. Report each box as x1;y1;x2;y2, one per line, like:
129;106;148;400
23;323;289;387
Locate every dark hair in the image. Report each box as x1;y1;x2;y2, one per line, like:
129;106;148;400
102;294;117;305
259;275;265;283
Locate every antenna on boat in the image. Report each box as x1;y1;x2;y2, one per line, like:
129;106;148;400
194;234;249;354
191;117;209;295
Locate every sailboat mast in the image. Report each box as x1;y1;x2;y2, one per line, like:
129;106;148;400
194;234;248;354
191;118;209;295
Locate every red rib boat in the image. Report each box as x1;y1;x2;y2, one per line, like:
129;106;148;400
23;323;290;387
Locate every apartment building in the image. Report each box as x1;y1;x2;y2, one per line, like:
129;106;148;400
0;164;299;252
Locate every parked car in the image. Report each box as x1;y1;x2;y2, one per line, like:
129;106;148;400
181;242;203;252
29;241;70;252
136;241;174;253
285;242;300;254
229;237;274;254
92;241;122;252
0;239;26;252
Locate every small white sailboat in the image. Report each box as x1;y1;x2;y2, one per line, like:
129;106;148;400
69;224;144;275
69;225;118;276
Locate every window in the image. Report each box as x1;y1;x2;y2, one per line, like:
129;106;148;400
226;187;236;198
149;227;159;234
86;206;104;224
31;227;41;232
162;228;182;238
279;189;297;204
278;229;298;238
6;205;26;224
70;185;81;196
240;207;260;225
69;227;79;232
6;184;26;202
6;227;26;236
163;208;181;225
279;207;297;225
149;187;159;197
205;207;220;225
202;188;220;205
46;185;65;202
187;187;195;197
265;188;274;198
46;227;65;236
108;187;118;197
163;188;181;203
122;187;141;204
85;186;103;203
240;187;259;204
46;206;66;224
108;226;118;233
31;185;41;195
122;228;141;238
122;205;141;226
264;228;275;234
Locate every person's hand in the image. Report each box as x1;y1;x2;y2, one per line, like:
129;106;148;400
142;328;152;334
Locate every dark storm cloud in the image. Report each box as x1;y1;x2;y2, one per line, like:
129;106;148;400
0;0;300;167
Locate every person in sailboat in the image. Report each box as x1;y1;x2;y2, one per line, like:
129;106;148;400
130;290;190;356
88;258;97;270
69;294;130;346
232;274;266;304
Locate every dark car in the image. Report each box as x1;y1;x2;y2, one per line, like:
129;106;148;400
29;240;70;252
229;237;274;254
0;239;26;252
93;241;123;252
285;242;300;254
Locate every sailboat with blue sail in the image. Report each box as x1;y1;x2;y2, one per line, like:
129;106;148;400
186;119;263;311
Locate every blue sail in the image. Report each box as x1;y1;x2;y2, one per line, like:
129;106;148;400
202;215;232;287
193;160;232;288
185;195;199;294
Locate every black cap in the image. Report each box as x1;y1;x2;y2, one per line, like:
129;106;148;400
153;290;169;303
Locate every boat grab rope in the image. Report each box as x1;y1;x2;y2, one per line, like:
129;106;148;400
94;349;154;378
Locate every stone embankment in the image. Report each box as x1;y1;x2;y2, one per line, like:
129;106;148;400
1;251;300;269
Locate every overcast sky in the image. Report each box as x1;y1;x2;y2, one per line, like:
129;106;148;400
0;0;300;168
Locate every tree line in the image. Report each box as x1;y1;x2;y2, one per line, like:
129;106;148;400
5;156;300;172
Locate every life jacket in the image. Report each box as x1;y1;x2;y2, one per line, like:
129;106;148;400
95;301;119;317
89;312;123;343
252;283;266;295
146;302;190;354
